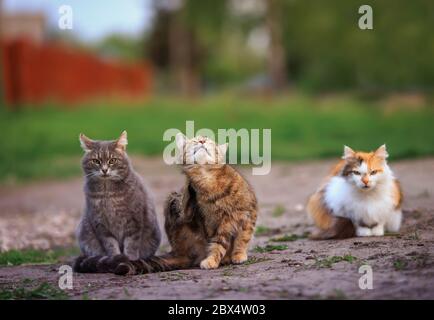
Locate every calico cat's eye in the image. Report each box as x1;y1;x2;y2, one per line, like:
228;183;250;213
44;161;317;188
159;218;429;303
352;170;361;175
92;159;101;165
108;158;118;165
370;170;378;175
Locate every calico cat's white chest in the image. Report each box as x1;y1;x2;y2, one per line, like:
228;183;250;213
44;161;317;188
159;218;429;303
324;176;395;225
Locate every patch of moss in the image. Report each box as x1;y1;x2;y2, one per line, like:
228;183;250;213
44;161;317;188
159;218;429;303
315;255;357;268
254;245;288;253
272;205;286;217
270;233;308;242
255;226;272;236
0;279;69;300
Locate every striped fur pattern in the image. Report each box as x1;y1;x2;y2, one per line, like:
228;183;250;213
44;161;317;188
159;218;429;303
307;145;403;239
73;131;161;273
103;134;258;275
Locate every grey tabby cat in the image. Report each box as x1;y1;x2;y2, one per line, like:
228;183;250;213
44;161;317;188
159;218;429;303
73;131;161;273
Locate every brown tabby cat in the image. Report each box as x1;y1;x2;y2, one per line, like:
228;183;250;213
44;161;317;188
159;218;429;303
93;133;258;275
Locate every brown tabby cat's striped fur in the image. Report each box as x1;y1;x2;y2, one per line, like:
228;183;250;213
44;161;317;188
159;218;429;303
84;134;258;275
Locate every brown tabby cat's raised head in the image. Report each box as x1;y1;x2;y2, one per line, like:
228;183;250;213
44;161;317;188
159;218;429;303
79;131;130;180
176;133;228;165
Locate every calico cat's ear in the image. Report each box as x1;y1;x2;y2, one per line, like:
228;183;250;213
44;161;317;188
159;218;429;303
115;130;128;152
218;143;228;156
79;133;94;152
342;145;355;159
374;144;389;159
176;133;187;151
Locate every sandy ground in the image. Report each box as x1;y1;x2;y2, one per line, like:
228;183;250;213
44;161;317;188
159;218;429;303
0;157;433;299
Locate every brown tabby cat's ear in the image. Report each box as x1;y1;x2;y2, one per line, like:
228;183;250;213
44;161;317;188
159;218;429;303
79;133;94;152
374;144;389;159
115;130;128;152
342;145;355;160
176;132;186;151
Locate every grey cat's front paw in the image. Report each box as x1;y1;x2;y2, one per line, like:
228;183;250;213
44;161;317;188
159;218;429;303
125;252;140;261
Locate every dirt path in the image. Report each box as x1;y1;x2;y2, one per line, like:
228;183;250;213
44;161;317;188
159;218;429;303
0;157;433;299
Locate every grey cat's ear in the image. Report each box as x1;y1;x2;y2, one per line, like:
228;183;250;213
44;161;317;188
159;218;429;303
79;133;94;152
218;143;228;156
374;144;389;159
115;130;128;152
342;145;355;159
176;132;186;151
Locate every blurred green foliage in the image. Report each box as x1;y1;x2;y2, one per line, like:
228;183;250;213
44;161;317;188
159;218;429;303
281;0;434;91
0;94;433;183
154;0;433;91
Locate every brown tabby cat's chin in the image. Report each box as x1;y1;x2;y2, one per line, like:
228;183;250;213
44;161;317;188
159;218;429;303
91;134;258;275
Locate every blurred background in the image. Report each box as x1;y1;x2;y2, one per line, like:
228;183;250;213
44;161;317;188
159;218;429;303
0;0;433;183
1;1;434;296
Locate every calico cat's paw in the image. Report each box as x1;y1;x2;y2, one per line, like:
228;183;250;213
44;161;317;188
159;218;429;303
231;252;248;264
356;227;373;237
200;257;219;269
371;224;385;236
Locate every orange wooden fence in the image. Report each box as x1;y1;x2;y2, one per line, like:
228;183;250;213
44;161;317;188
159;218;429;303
1;39;152;107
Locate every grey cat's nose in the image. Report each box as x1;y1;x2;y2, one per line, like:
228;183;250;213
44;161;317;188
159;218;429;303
101;168;108;174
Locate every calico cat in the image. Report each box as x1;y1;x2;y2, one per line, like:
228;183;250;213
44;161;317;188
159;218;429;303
307;144;403;239
73;131;161;273
91;134;258;275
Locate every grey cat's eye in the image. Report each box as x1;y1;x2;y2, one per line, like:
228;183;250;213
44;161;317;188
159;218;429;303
92;159;101;165
108;158;117;165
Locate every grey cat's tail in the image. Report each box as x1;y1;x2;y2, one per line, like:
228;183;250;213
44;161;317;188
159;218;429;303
73;254;130;273
73;253;193;276
114;253;193;275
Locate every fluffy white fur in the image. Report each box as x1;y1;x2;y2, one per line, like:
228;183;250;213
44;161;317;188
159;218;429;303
324;151;402;237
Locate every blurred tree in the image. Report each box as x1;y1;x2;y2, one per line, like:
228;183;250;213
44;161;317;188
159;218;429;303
265;0;287;90
168;3;203;96
148;0;227;96
146;0;433;95
95;33;145;61
0;0;4;106
280;0;434;93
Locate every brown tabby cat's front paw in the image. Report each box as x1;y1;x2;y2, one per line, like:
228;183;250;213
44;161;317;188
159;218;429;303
200;257;219;270
231;252;248;264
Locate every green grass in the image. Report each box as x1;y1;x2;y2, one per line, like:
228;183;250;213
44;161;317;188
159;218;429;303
244;256;271;265
270;233;308;242
255;225;272;236
393;258;408;271
1;94;433;183
272;205;286;217
254;244;288;253
0;279;68;300
315;255;357;268
0;247;79;266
